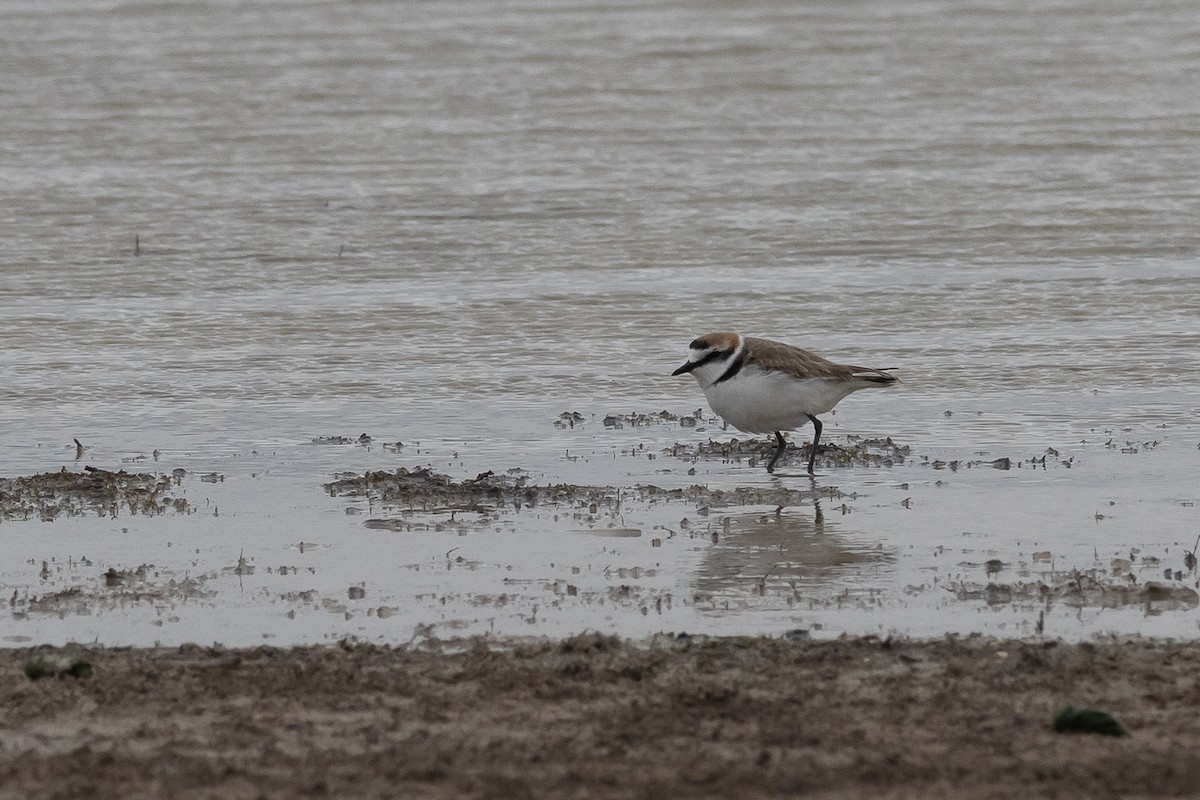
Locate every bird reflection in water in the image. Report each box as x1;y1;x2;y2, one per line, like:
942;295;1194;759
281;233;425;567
694;499;893;601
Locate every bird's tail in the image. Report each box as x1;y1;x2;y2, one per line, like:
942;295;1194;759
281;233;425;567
852;368;900;385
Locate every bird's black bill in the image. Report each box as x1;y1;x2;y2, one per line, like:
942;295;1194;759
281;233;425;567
672;361;696;376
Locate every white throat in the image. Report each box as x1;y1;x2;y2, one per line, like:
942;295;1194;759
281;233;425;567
691;340;746;390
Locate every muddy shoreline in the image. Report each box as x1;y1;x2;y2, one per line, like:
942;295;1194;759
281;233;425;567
4;437;1199;647
3;634;1200;799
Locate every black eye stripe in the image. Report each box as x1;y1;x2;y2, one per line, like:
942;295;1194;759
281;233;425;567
692;348;729;368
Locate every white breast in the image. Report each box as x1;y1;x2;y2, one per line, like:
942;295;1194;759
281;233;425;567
702;368;861;434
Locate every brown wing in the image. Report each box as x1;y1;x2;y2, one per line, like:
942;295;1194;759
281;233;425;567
744;337;895;382
744;337;853;379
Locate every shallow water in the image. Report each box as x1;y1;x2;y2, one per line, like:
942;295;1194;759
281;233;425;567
2;0;1199;645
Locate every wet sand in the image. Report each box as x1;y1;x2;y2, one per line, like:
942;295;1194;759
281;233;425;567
3;634;1200;799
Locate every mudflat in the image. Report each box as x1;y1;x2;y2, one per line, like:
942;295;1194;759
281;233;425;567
3;634;1198;799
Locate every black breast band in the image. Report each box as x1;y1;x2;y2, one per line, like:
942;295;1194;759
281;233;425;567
712;349;747;385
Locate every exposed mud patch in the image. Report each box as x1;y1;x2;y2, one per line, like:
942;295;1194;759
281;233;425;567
662;434;1084;473
951;571;1200;612
553;409;1082;473
11;564;215;619
664;434;914;471
325;467;829;526
324;467;614;512
0;467;187;522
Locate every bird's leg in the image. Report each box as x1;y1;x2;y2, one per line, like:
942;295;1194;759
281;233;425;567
766;431;787;473
805;414;823;475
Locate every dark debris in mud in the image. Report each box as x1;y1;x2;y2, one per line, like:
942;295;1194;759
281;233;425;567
555;409;710;429
24;654;93;681
950;570;1200;612
309;434;375;446
1053;707;1127;737
309;434;405;451
923;447;1077;471
0;467;187;522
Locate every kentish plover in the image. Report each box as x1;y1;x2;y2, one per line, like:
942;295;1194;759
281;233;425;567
673;331;898;474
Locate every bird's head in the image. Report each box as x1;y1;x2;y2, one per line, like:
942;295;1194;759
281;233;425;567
672;331;743;383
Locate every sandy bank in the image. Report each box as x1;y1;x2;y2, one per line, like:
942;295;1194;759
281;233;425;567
2;634;1198;798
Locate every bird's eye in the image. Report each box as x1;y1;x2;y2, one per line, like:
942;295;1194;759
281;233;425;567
690;338;709;350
